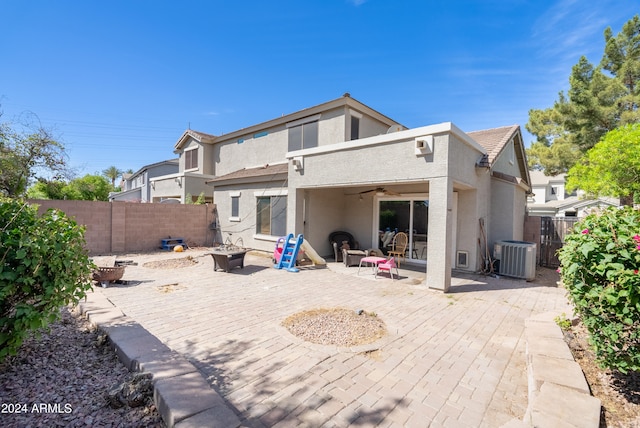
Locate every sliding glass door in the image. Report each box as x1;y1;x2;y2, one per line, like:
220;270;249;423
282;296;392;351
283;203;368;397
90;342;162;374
377;196;429;264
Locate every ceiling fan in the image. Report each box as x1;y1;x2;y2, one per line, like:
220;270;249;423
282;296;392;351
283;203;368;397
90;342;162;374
346;187;401;196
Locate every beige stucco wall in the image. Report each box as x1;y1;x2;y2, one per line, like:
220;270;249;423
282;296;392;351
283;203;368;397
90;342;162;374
150;175;182;201
215;127;288;177
489;179;527;247
211;181;288;252
211;106;397;178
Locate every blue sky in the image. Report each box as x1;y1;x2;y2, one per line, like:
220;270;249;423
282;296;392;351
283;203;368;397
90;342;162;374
1;0;637;177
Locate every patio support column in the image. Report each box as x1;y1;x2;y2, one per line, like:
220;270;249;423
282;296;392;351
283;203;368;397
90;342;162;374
427;176;453;292
287;187;304;235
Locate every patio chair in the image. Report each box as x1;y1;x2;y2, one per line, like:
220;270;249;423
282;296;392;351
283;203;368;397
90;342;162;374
376;256;398;280
388;232;408;267
329;230;367;266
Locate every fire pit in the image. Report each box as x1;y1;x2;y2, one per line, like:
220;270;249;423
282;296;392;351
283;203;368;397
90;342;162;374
93;266;125;288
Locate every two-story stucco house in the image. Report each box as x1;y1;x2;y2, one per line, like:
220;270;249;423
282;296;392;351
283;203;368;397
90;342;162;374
168;94;531;292
527;170;618;217
109;159;179;203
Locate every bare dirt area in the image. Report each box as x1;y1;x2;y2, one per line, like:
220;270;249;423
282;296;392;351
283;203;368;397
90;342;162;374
565;324;640;427
0;307;163;428
282;307;387;347
142;256;198;269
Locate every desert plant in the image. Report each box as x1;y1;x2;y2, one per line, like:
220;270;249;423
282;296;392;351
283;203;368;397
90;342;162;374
0;198;94;359
558;206;640;373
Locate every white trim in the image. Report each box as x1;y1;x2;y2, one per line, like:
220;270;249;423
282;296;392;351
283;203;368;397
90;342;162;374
230;191;241;197
286;114;321;128
254;234;280;242
372;193;430;265
229;216;241;222
254;189;288;197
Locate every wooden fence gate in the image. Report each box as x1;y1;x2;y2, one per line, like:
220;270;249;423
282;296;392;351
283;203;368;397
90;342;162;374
539;216;579;267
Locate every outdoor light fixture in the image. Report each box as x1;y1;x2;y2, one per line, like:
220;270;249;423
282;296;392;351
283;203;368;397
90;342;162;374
174;177;182;186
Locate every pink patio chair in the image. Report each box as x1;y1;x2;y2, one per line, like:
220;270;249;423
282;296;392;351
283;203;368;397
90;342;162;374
376;256;398;280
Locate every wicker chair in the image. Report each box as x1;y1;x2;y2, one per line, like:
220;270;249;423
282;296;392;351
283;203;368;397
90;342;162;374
329;231;368;266
388;232;408;267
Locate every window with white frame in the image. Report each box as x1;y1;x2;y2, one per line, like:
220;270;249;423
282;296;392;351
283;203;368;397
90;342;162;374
229;191;241;222
231;196;239;217
256;195;287;236
185;148;198;170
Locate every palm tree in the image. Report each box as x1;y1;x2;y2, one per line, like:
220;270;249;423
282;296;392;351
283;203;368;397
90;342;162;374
102;166;123;188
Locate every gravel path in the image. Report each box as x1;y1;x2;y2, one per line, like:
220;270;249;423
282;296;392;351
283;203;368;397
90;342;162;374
0;306;164;428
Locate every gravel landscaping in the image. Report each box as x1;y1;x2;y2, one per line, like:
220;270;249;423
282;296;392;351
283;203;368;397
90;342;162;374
0;306;163;428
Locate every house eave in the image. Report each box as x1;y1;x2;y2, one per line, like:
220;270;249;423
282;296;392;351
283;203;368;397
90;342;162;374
285;122;486;159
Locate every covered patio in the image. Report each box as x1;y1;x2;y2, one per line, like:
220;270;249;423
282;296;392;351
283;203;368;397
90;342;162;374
286;123;491;292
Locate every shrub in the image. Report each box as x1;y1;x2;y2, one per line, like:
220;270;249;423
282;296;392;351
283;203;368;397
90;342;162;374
0;198;94;360
558;206;640;373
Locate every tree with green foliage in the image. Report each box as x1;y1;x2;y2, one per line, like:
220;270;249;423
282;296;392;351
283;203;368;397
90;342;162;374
64;174;112;201
566;124;640;205
0;112;70;197
527;15;640;175
26;175;113;201
102;165;123;188
0;198;94;359
26;179;67;200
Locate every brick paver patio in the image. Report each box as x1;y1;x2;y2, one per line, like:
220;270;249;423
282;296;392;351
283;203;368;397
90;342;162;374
97;250;570;427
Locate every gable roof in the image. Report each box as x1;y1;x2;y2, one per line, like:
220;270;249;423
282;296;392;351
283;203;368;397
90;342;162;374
467;125;519;164
468;125;531;191
174;129;217;150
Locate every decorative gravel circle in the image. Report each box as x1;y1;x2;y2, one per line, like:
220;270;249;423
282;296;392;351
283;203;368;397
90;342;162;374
282;308;387;347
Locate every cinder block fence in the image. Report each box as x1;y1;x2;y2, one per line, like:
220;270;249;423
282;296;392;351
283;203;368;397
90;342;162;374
29;200;216;255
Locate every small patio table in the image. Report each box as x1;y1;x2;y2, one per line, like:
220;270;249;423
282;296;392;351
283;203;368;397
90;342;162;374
206;248;250;273
357;256;387;276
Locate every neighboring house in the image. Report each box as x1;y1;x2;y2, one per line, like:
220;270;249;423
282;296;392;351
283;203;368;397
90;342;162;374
527;170;618;217
109;159;179;202
165;94;531;292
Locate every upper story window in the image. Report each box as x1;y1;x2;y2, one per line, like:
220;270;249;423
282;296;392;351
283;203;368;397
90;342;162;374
185;148;198;170
287;114;321;152
350;116;360;140
349;110;362;141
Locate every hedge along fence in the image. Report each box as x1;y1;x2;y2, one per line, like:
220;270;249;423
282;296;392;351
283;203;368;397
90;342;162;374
558;206;640;373
28;200;217;255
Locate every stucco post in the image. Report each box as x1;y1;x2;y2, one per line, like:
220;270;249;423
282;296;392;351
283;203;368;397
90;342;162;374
427;176;453;292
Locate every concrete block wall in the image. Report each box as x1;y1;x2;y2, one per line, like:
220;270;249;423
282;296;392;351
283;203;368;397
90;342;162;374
29;200;216;255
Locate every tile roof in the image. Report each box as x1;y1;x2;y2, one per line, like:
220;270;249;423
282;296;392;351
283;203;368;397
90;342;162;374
467;125;520;164
206;163;288;184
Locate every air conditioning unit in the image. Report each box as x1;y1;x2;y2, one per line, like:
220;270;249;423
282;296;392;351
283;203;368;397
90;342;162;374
493;240;536;281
